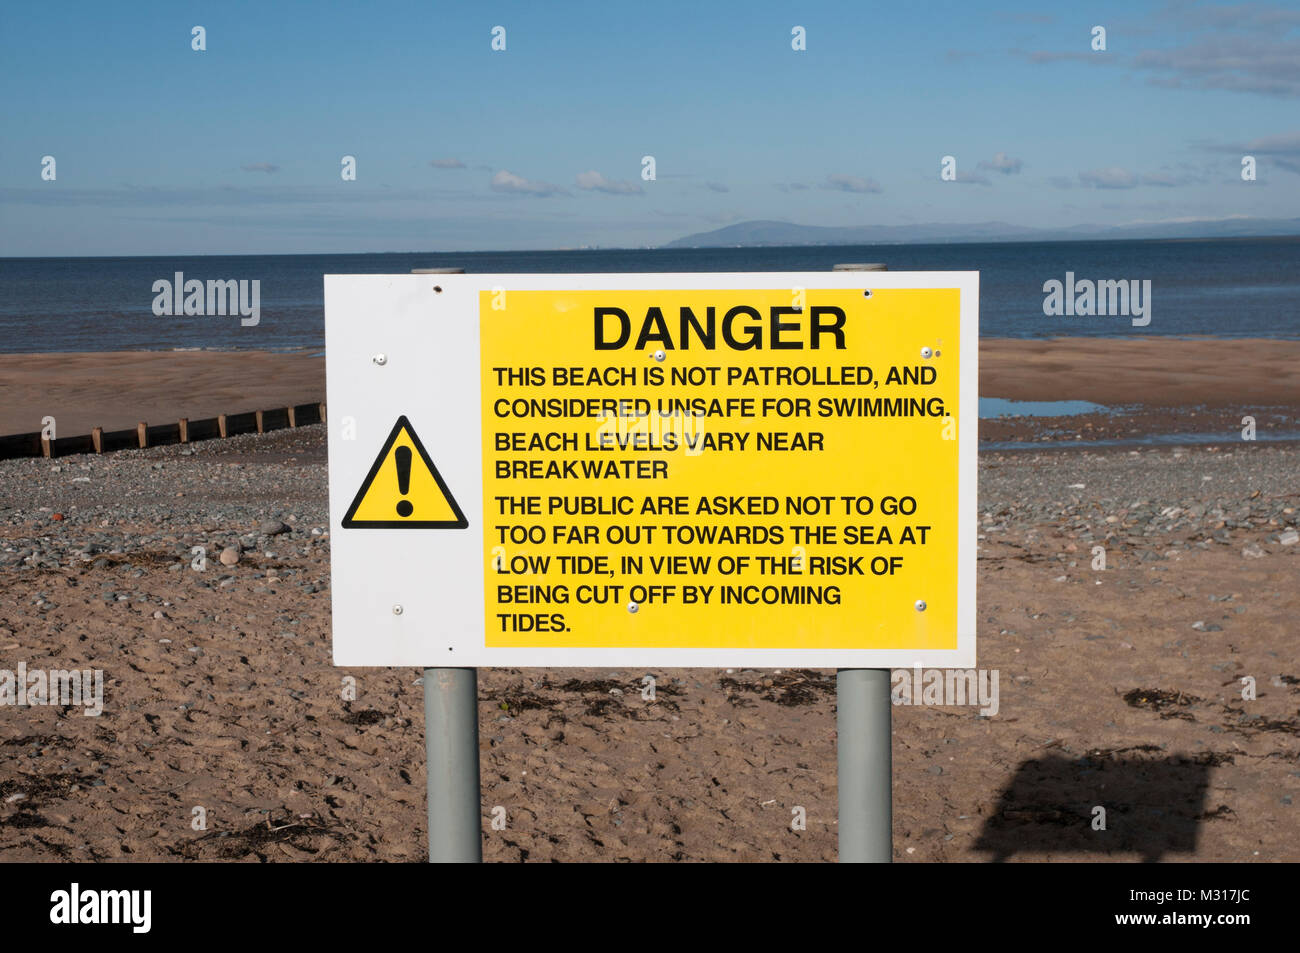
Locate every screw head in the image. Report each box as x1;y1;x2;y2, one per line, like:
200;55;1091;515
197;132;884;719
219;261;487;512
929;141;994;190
392;604;403;615
920;346;933;360
652;350;666;363
914;599;927;612
373;354;388;366
627;601;639;614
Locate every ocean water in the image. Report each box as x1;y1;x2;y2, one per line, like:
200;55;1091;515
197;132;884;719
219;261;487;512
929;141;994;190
1;237;1298;353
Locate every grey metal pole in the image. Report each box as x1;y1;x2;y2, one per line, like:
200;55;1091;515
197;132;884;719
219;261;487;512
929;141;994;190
422;667;482;862
410;267;481;864
832;262;892;863
836;669;892;861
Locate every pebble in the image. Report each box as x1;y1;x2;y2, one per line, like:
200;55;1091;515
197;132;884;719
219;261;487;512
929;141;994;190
219;547;240;566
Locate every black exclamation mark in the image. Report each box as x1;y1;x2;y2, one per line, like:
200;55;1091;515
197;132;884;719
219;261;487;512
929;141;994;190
395;446;413;517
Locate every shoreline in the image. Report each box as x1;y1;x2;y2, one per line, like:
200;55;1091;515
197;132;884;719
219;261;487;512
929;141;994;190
1;338;1297;444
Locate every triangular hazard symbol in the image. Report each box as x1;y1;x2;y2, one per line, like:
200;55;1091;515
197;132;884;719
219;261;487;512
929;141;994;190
341;416;468;529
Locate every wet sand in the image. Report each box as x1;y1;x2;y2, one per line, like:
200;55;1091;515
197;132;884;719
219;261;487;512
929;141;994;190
2;338;1298;439
0;351;325;437
979;337;1300;409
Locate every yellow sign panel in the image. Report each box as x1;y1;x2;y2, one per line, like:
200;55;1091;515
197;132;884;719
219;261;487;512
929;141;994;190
343;416;468;528
479;288;960;651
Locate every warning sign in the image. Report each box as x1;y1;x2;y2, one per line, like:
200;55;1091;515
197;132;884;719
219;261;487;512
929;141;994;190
342;416;467;529
324;272;976;668
481;287;959;651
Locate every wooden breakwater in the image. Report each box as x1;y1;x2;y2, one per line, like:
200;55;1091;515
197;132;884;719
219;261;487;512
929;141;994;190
0;401;327;461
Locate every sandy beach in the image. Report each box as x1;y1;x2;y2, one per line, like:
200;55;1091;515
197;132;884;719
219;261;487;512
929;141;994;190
0;335;1297;861
3;338;1299;440
0;424;1296;861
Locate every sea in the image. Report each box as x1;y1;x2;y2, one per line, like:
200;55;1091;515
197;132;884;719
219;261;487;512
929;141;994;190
1;237;1298;354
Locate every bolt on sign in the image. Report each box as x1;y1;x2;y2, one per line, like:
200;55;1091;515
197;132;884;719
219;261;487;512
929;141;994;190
325;273;977;668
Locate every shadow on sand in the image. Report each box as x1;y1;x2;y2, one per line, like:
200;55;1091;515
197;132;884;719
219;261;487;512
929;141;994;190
974;752;1225;862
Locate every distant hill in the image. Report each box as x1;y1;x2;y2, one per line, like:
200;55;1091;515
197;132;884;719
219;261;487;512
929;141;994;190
663;217;1300;248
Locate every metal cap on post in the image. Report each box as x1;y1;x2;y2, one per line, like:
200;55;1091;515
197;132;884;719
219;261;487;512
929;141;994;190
832;262;892;863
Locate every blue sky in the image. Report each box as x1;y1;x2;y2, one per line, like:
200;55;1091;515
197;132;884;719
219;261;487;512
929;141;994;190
3;0;1299;254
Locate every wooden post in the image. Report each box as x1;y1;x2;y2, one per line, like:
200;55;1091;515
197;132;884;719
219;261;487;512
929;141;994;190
41;435;51;459
255;410;265;434
137;422;148;448
287;406;297;428
179;418;189;443
218;414;228;438
319;402;327;423
92;427;103;454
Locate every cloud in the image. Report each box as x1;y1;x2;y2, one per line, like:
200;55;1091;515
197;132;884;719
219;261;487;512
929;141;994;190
574;170;643;195
1048;175;1075;189
822;174;882;194
994;11;1055;25
704;181;729;193
490;169;568;196
1139;171;1185;187
1014;6;1300;98
1078;167;1138;189
240;163;279;174
0;184;482;209
774;182;810;192
1237;131;1300;153
952;170;991;186
1132;36;1300;98
429;158;466;169
1202;129;1300;174
1017;49;1107;65
978;152;1024;174
1161;3;1300;33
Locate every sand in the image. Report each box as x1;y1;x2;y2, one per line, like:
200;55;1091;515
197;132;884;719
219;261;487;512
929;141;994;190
3;338;1298;440
0;338;1297;862
0;351;325;438
0;426;1297;862
979;337;1300;408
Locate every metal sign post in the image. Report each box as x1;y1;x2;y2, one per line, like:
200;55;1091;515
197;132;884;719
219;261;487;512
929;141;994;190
832;263;892;864
408;268;483;864
836;667;892;861
423;666;482;862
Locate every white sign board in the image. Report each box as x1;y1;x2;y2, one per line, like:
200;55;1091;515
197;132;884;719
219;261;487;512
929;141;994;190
325;272;977;668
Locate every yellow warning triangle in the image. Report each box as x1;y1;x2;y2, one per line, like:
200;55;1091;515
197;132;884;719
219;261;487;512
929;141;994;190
342;416;468;529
